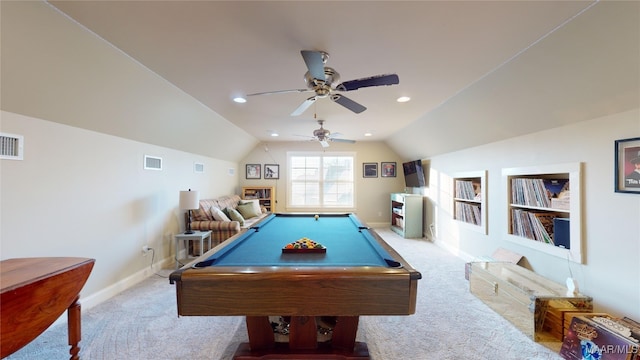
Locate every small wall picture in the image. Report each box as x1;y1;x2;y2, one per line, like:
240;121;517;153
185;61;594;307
264;164;279;179
615;137;640;194
246;164;261;179
363;162;378;178
381;162;397;177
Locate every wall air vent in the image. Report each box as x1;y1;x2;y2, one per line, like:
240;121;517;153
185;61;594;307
194;162;204;173
144;155;163;170
0;133;24;160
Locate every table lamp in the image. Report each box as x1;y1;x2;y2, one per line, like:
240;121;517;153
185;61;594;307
179;189;200;234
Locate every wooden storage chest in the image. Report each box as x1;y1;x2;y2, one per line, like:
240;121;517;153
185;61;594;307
468;262;592;346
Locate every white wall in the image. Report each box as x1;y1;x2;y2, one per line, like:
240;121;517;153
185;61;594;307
424;109;640;319
0;111;238;308
1;1;256;162
239;141;406;226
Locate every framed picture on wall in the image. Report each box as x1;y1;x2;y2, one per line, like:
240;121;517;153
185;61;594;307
615;137;640;194
381;162;397;177
264;164;279;179
246;164;261;179
363;163;378;178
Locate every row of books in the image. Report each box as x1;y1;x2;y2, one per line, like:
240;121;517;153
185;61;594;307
455;180;481;201
511;209;561;244
511;178;570;209
455;202;481;225
244;189;271;199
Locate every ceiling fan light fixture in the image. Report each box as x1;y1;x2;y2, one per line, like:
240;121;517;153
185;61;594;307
397;96;411;103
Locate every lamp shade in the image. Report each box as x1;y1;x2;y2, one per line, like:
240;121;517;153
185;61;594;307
179;190;200;210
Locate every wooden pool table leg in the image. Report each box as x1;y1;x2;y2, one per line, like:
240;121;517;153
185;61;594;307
67;296;81;360
245;316;275;350
289;316;317;350
331;316;359;350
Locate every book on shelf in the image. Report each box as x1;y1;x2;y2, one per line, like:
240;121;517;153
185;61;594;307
511;209;565;244
511;178;570;210
455;180;478;201
455;202;481;225
511;178;549;208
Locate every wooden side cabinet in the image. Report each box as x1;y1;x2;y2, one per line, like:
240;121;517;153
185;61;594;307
242;186;275;212
390;193;423;238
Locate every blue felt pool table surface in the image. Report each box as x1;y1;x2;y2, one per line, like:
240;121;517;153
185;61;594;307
194;213;399;268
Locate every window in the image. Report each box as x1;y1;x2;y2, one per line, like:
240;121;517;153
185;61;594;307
288;151;355;210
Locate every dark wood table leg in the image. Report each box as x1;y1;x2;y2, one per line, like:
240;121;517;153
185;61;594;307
331;316;359;350
67;296;81;360
289;316;317;350
245;316;275;350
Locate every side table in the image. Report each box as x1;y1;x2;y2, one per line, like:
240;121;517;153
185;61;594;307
174;230;212;269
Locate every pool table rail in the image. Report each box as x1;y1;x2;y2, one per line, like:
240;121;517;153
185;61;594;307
172;266;418;316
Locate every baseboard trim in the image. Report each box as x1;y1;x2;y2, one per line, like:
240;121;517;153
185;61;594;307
431;237;475;262
50;256;173;327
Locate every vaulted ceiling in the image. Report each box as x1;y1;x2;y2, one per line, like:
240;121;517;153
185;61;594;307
34;1;640;158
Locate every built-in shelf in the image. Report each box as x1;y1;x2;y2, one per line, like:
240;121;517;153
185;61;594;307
502;162;583;263
452;170;487;234
241;186;275;212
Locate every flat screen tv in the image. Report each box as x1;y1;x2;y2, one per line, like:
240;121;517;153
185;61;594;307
402;160;426;188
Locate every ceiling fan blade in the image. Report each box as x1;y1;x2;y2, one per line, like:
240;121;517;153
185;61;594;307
330;94;366;114
291;96;317;116
301;50;326;80
330;137;356;144
246;88;311;97
319;140;330;148
336;74;399;91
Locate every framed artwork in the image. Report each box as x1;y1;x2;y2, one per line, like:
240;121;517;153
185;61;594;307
264;164;279;179
363;162;378;178
615;137;640;194
246;164;261;179
381;162;397;177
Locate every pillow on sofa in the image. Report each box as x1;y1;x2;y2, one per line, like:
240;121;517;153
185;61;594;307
226;207;245;226
236;203;261;219
239;199;262;215
211;207;231;221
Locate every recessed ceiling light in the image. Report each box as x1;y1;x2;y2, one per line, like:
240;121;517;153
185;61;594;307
364;132;373;137
270;132;279;137
233;96;247;103
397;96;411;103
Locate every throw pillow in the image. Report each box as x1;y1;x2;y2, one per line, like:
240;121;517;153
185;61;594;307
226;207;245;226
211;207;231;221
239;199;262;215
236;203;261;219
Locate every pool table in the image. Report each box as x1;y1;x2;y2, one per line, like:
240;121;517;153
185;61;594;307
170;213;421;359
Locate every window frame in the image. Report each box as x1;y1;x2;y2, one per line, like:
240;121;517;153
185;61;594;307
286;151;356;212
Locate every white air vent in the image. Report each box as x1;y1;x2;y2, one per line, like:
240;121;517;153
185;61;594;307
194;162;204;173
144;155;162;170
0;133;24;160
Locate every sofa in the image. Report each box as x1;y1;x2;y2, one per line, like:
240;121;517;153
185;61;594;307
189;194;269;253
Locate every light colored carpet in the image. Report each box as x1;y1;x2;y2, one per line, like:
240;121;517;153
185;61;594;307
7;228;563;359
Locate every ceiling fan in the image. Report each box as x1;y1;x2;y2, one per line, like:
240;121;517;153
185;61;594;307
298;120;356;148
247;50;399;116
